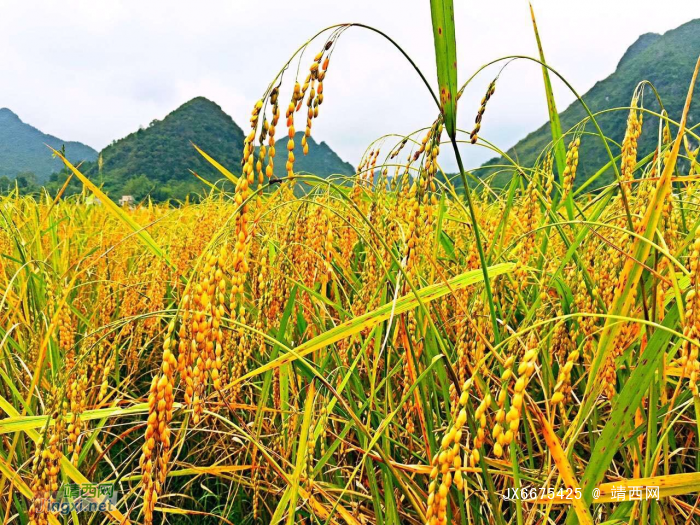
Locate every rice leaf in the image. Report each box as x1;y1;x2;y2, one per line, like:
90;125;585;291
430;0;458;137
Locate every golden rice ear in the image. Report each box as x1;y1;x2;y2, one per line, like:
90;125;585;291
470;80;496;144
561;136;581;200
427;378;474;523
620;95;643;185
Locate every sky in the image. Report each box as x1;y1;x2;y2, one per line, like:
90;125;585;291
0;0;698;171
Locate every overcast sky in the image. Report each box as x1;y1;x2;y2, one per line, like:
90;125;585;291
1;0;698;171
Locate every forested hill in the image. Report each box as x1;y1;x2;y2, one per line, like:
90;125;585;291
480;18;700;188
46;97;355;201
0;108;96;182
72;97;246;201
275;132;355;180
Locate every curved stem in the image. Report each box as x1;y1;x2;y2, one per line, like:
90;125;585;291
450;134;501;343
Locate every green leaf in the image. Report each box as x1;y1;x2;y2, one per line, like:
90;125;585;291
579;308;678;503
529;3;566;178
0;401;178;435
233;262;515;384
430;0;458;138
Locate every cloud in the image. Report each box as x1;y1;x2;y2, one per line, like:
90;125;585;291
0;0;697;171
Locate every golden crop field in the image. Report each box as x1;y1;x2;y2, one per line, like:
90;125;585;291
2;7;700;525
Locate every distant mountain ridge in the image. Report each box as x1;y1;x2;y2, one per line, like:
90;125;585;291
273;131;355;180
0;108;97;181
92;97;246;184
481;18;700;188
73;97;248;201
47;96;355;201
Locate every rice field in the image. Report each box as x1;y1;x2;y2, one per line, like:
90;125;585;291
2;9;700;525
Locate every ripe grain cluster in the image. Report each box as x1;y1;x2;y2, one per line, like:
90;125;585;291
1;22;700;525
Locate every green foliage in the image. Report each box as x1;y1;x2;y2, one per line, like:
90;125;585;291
430;0;458;137
0;171;41;195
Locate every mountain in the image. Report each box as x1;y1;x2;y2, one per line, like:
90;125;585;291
481;18;700;188
48;97;355;202
72;97;246;201
272;132;355;180
0;108;97;181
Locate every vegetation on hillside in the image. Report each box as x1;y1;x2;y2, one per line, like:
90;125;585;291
45;97;246;202
480;18;700;189
0;108;96;181
272;131;354;180
43;98;354;202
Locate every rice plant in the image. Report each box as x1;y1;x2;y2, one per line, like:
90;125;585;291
1;1;700;524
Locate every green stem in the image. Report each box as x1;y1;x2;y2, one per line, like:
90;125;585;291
450;134;500;344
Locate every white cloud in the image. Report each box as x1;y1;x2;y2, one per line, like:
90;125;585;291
0;0;697;171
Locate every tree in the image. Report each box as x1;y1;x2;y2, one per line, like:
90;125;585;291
121;174;153;201
15;171;40;194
